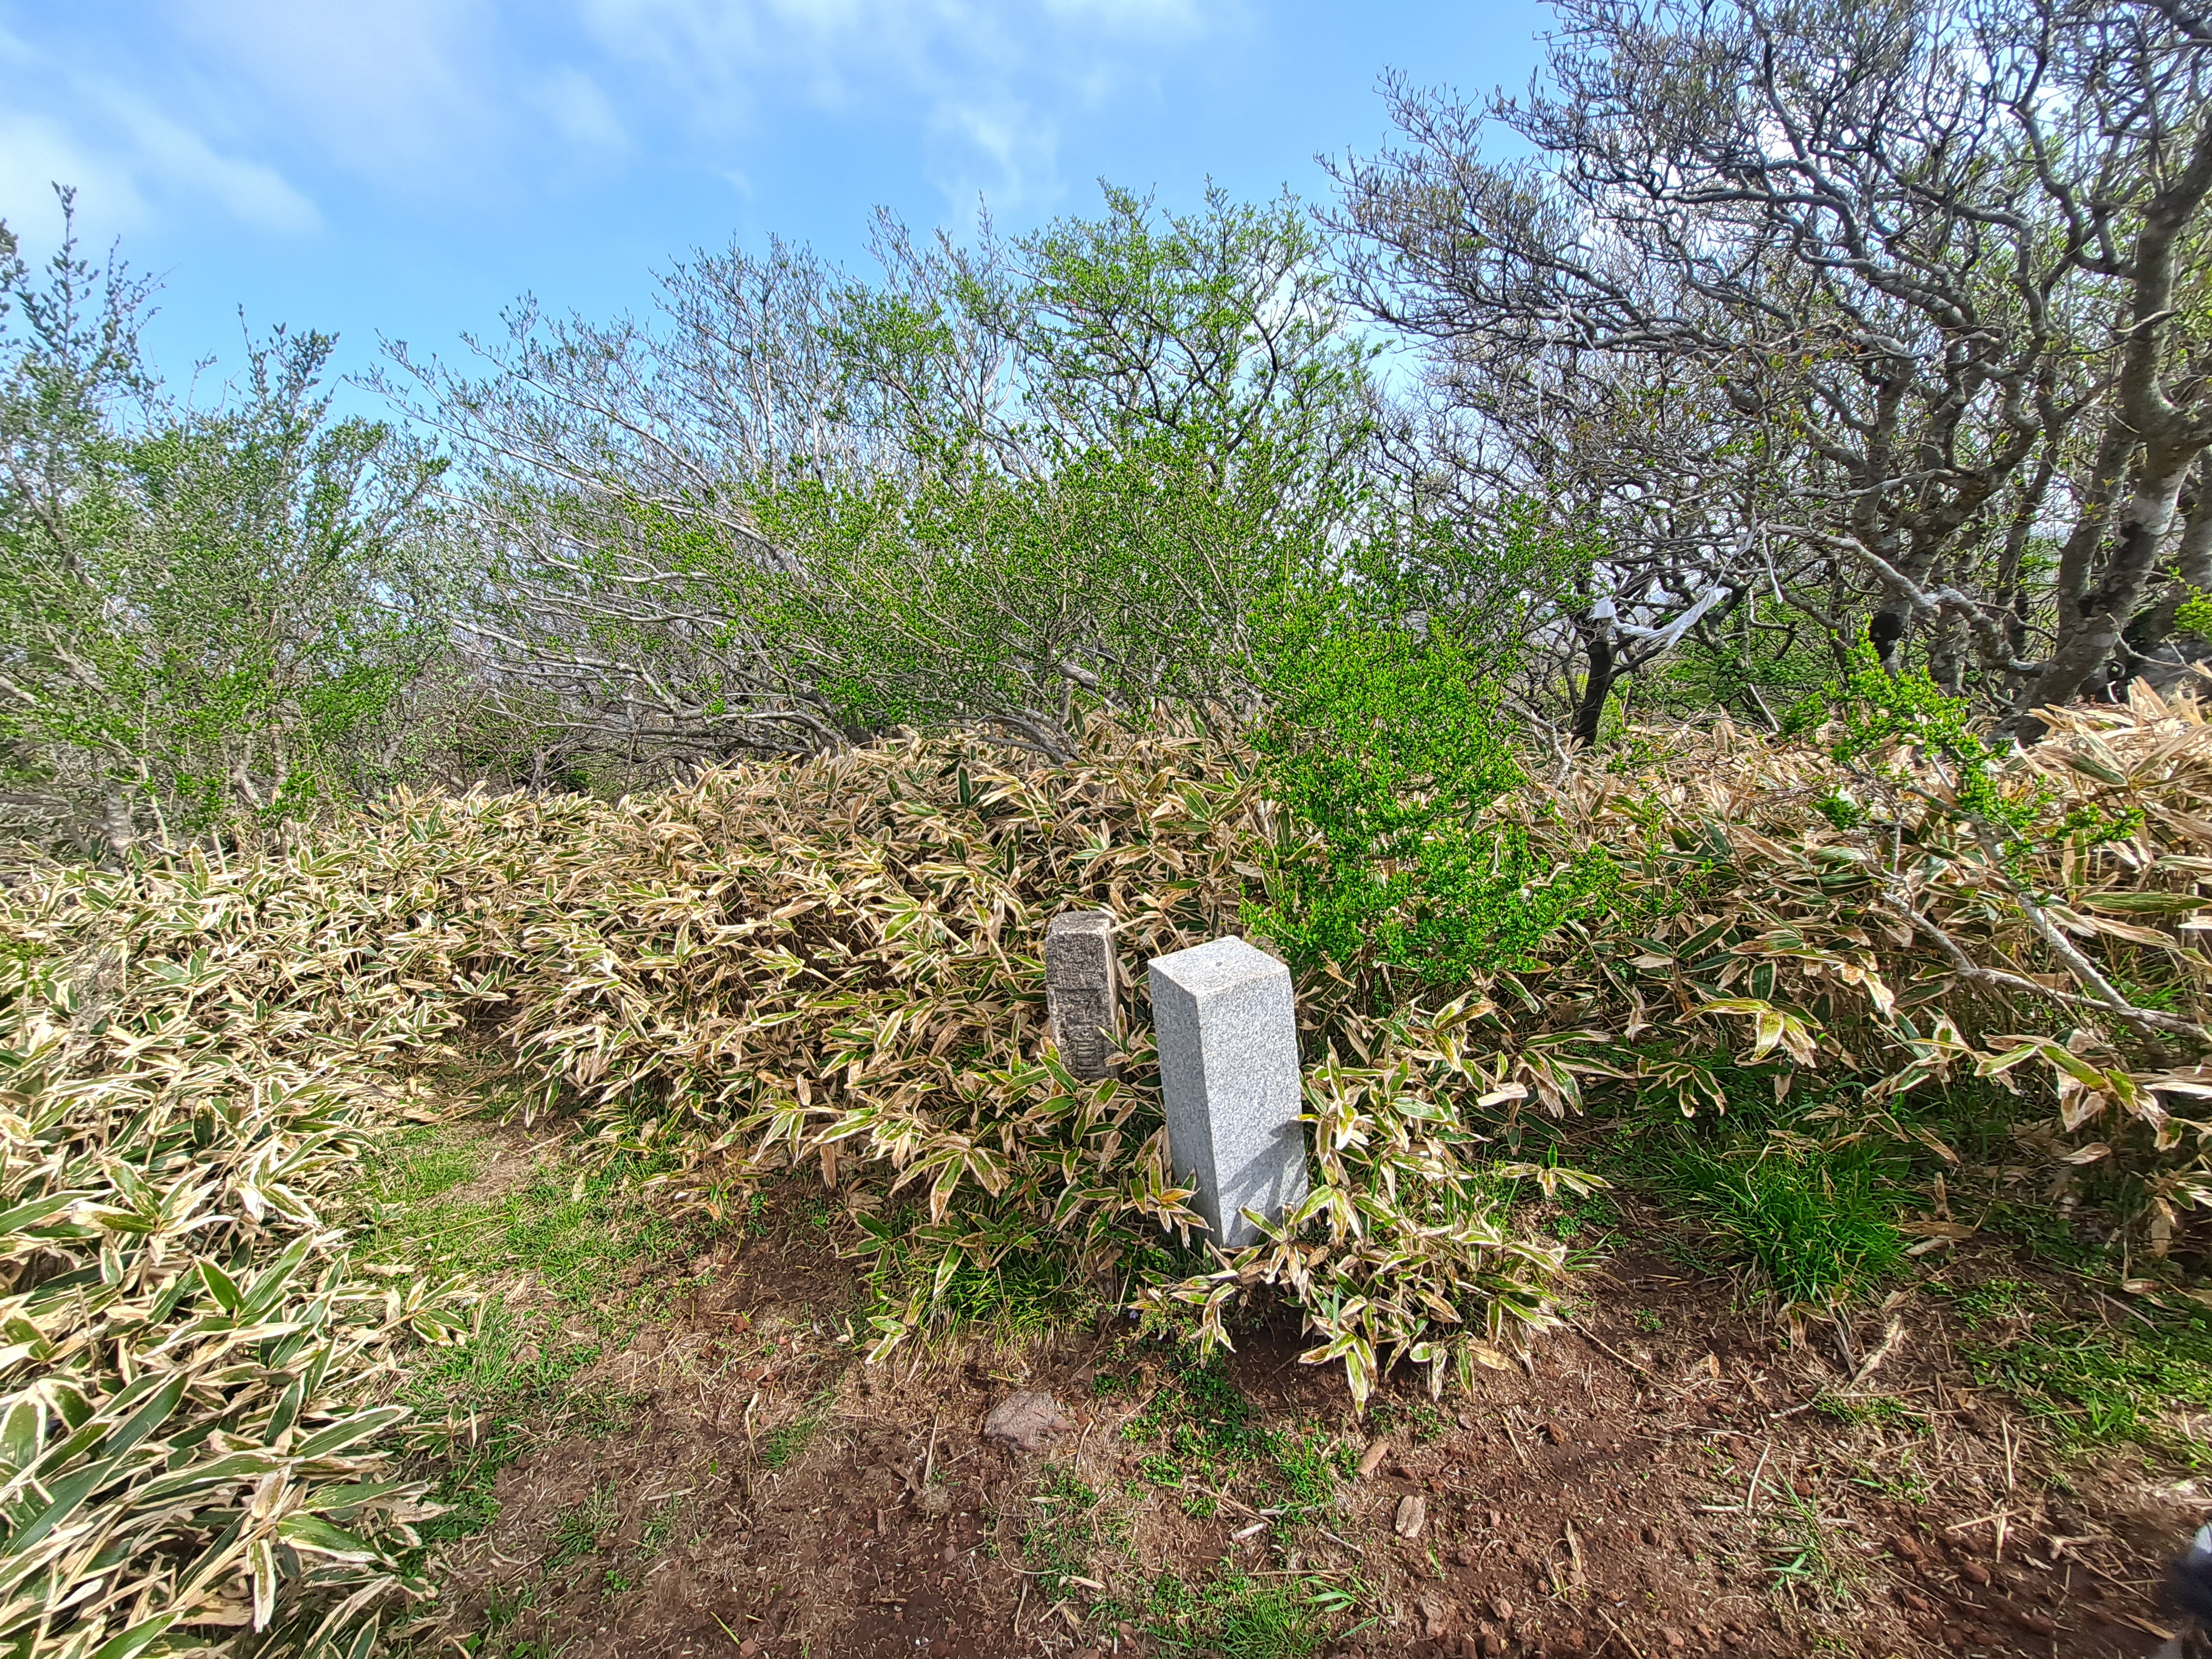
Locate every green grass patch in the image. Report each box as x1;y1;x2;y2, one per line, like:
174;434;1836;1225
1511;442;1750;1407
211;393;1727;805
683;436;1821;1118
1364;1396;1447;1444
1272;1430;1355;1507
400;1302;606;1542
1115;1357;1272;1516
1539;1182;1621;1244
1665;1141;1903;1303
1976;1202;2109;1272
758;1418;816;1469
353;1121;735;1549
361;1129;483;1208
1100;1352;1350;1520
546;1479;618;1573
1568;1083;1909;1300
1966;1308;2212;1463
1927;1276;2044;1327
454;1583;557;1658
635;1494;691;1558
1814;1394;1927;1432
1113;1571;1354;1658
357;1125;706;1314
1761;1488;1860;1612
1020;1465;1106;1596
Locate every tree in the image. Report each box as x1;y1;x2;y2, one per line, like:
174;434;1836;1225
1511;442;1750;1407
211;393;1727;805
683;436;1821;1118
388;185;1381;767
0;191;442;853
1331;0;2212;738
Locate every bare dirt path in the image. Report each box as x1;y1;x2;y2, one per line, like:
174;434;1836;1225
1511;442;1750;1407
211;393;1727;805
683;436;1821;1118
405;1177;2201;1659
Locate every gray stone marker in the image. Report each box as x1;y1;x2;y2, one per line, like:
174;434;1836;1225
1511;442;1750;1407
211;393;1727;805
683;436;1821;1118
1045;909;1119;1082
1147;937;1308;1249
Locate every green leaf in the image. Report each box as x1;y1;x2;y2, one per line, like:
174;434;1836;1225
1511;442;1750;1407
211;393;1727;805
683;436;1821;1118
292;1406;408;1461
87;1613;179;1659
198;1260;244;1313
275;1515;378;1563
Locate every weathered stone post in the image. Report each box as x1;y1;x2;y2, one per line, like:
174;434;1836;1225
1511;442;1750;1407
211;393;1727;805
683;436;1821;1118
1045;910;1119;1082
1147;937;1307;1249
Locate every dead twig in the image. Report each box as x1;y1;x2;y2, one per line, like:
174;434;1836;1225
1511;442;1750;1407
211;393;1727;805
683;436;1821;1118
1743;1442;1773;1515
1849;1317;1907;1386
1500;1413;1532;1469
1571;1321;1655;1380
1596;1606;1648;1658
1886;874;2212;1044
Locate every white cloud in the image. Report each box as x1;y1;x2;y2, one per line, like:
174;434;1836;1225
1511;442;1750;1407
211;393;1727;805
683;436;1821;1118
574;0;1236;212
0;0;1244;247
0;0;648;239
533;67;629;152
1039;0;1207;36
0;20;317;248
572;0;769;122
172;0;503;183
0;112;154;243
96;91;320;234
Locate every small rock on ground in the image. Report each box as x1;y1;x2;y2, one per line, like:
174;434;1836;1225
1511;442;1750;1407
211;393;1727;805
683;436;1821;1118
981;1391;1072;1453
1394;1493;1427;1538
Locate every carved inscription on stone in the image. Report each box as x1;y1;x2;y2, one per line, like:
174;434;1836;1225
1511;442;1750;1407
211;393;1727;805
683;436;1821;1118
1045;910;1119;1082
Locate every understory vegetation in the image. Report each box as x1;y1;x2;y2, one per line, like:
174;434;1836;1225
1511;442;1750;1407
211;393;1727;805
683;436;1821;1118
8;691;2212;1648
5;0;2212;1651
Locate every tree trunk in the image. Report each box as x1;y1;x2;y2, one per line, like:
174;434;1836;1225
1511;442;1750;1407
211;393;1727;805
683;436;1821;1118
100;786;137;866
1927;608;1966;697
2017;87;2212;735
2122;455;2212;656
2008;447;2201;738
1570;625;1616;748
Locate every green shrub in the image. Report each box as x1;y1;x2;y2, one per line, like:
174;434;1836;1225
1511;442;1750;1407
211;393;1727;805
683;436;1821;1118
1245;588;1612;997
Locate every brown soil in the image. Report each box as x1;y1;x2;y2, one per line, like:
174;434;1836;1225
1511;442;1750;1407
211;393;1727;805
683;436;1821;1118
414;1188;2205;1659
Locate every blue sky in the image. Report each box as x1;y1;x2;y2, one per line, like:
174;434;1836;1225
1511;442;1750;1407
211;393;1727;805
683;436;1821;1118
2;1;1549;409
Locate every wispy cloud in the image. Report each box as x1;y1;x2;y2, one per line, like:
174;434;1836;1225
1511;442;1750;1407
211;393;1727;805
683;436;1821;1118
0;20;317;244
0;111;154;239
171;0;505;185
96;92;320;235
532;67;630;153
575;0;1243;212
1040;0;1209;36
0;0;1244;247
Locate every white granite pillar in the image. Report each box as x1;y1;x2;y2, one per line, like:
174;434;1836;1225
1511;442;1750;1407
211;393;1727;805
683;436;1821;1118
1147;937;1307;1249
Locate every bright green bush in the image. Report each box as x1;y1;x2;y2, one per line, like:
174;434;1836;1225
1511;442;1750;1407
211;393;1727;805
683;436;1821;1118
1244;587;1613;998
0;214;442;853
